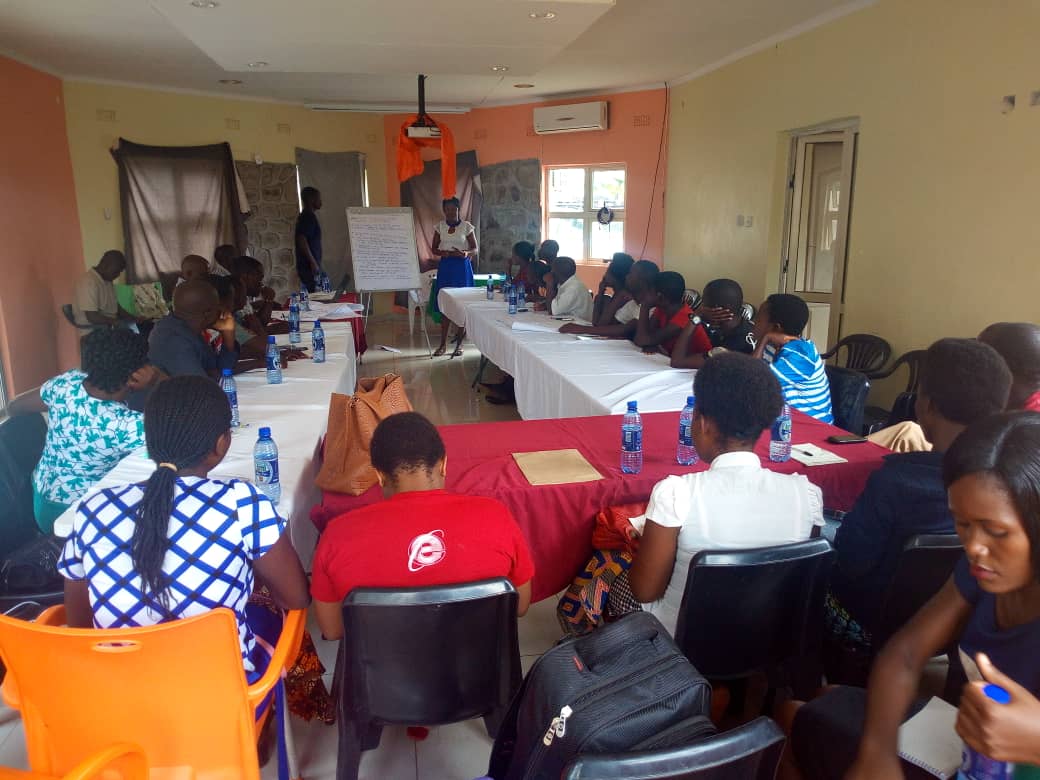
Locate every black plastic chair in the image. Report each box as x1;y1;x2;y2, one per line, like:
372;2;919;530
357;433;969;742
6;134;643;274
684;289;702;309
60;304;93;330
741;302;756;322
335;578;521;780
821;333;892;376
562;717;786;780
673;539;835;703
825;365;870;434
862;349;927;434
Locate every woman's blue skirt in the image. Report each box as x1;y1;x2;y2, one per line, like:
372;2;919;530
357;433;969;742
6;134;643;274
431;255;475;316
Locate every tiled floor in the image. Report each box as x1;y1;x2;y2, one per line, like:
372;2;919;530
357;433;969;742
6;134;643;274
0;314;550;780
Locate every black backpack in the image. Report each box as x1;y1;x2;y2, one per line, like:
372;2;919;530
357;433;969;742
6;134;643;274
488;612;715;780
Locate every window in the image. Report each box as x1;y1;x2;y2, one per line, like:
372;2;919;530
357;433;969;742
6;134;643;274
545;165;626;262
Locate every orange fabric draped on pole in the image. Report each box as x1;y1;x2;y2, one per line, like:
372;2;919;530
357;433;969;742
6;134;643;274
396;115;457;199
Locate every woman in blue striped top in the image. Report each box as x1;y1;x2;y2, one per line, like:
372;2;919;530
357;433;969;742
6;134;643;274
751;293;834;424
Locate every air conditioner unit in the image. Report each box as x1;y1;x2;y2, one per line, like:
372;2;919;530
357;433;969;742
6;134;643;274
533;101;608;135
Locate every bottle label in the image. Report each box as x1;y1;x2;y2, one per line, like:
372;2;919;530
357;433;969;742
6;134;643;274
622;428;643;452
266;353;278;369
960;746;1014;780
773;416;792;442
255;458;280;485
679;422;693;445
225;390;238;408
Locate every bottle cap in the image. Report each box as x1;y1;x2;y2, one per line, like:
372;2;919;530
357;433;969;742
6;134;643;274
627;401;638;412
222;368;232;377
983;684;1011;705
687;395;695;405
258;426;271;439
314;319;321;326
268;335;276;343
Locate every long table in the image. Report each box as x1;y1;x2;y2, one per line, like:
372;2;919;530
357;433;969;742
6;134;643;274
439;287;699;420
312;409;888;602
53;322;358;568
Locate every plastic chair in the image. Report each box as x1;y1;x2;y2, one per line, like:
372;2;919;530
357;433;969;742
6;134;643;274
673;539;835;704
0;605;305;780
561;717;786;780
683;289;702;310
821;333;892;376
862;349;926;433
60;306;92;331
336;578;521;780
824;365;870;434
0;744;148;780
741;302;756;322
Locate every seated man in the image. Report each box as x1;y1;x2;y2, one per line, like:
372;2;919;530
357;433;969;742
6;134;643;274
592;253;636;326
177;254;209;288
537;239;559;266
619;353;823;635
751;293;834;423
71;250;138;329
543;256;594;321
232;255;285;334
978;322;1040;411
826;338;1012;650
633;270;693;356
209;274;268;360
212;243;237;276
559;257;655;338
670;278;756;369
523;260;551;303
310;412;535;640
148;279;241;379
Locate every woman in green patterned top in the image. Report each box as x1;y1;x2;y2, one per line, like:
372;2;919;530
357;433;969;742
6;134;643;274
6;328;162;533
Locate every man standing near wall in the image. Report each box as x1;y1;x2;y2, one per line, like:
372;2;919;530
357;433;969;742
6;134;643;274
295;186;323;292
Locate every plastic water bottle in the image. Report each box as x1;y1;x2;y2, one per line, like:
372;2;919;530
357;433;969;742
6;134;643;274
956;685;1015;779
770;402;793;462
676;395;698;465
311;320;326;363
253;427;281;504
517;281;526;308
486;283;494;300
299;285;310;312
508;286;518;315
621;401;643;474
219;369;240;427
288;294;301;344
502;280;512;301
265;336;283;385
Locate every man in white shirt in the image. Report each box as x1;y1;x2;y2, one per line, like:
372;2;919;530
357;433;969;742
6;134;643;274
622;352;824;635
72;250;138;329
545;256;594;322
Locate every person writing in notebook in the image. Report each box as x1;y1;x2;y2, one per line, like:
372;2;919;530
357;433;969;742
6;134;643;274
633;271;692;356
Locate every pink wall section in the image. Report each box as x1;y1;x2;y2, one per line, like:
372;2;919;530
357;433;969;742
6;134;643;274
0;57;84;395
383;88;669;278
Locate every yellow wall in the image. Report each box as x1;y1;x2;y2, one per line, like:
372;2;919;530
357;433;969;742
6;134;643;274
665;0;1040;388
63;81;389;267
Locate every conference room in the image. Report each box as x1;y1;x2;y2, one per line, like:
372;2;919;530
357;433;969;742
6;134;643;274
1;0;1038;778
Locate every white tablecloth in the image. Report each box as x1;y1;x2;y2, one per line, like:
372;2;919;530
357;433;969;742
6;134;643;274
439;288;697;420
52;322;357;569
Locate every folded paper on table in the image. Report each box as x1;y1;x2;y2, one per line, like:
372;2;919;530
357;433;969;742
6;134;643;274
896;697;961;778
790;443;848;466
510;321;564;334
512;449;604;486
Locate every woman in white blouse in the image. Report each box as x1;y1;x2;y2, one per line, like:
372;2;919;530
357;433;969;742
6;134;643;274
431;197;477;357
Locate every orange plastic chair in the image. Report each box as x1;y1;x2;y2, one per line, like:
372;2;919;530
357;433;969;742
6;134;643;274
0;743;147;779
0;606;305;780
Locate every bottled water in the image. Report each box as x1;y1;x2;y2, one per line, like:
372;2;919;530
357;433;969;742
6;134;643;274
219;368;240;427
320;272;332;293
253;427;281;504
299;286;310;312
517;281;526;308
957;685;1015;779
288;294;301;344
769;402;793;462
621;401;643;474
676;395;698;465
265;336;283;385
508;286;518;315
311;320;326;363
486;283;495;300
502;280;512;301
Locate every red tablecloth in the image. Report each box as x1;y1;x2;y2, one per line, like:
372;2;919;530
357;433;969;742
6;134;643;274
311;410;888;602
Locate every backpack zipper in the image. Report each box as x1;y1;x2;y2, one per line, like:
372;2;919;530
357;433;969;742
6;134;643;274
541;705;573;746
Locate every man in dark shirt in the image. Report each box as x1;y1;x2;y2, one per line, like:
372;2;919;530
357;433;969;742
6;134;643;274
826;338;1012;647
148;280;241;379
670;278;755;369
295;186;323;292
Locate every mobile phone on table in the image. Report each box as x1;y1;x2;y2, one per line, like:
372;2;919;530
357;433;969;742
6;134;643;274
827;434;867;444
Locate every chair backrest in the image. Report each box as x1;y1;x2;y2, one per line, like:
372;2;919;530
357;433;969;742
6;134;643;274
562;717;786;780
824;333;892;374
0;609;261;778
741;302;756;322
875;534;963;646
683;289;702;310
673;539;835;680
60;305;80;328
889;350;927;394
0;413;48;560
825;365;870;434
339;578;520;726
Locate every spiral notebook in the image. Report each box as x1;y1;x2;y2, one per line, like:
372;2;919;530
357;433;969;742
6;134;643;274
896;696;962;778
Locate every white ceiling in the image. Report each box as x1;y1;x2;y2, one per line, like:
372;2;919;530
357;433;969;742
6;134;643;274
0;0;871;108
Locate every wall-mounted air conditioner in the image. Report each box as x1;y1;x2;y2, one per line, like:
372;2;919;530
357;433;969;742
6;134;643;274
533;101;609;135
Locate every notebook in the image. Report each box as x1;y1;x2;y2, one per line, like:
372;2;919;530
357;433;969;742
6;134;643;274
512;449;604;486
897;696;962;778
789;443;848;466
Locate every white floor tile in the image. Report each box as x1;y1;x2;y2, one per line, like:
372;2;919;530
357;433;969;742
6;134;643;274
0;718;28;772
262;718;417;780
518;595;564;657
415;718;494;780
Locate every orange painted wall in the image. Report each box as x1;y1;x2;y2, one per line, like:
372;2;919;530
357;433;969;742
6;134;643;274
383;88;669;275
0;56;84;395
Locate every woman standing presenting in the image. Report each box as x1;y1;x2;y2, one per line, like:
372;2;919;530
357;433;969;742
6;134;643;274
431;197;477;357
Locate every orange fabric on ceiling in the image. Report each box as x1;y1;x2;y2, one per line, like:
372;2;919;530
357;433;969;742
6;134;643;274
396;115;457;198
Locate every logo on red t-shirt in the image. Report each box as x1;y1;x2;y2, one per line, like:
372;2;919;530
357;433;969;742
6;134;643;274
407;530;447;572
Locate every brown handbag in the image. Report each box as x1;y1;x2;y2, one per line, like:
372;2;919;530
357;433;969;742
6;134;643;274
315;374;413;495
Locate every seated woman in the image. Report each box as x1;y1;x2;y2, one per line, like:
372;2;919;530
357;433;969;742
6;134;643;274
58;375;310;682
558;253;638;337
785;411;1040;779
7;328;161;533
508;240;537;285
613;353;823;635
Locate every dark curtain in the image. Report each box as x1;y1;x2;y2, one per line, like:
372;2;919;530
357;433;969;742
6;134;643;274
112;139;247;283
401;150;482;272
295;149;367;291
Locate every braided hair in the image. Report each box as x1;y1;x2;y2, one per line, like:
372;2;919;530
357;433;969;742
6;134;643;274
136;376;232;609
81;328;149;393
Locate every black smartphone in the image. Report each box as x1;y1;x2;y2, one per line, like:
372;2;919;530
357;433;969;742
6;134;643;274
827;435;868;444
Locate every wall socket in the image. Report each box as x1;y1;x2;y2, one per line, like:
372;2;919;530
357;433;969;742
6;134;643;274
736;214;754;228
